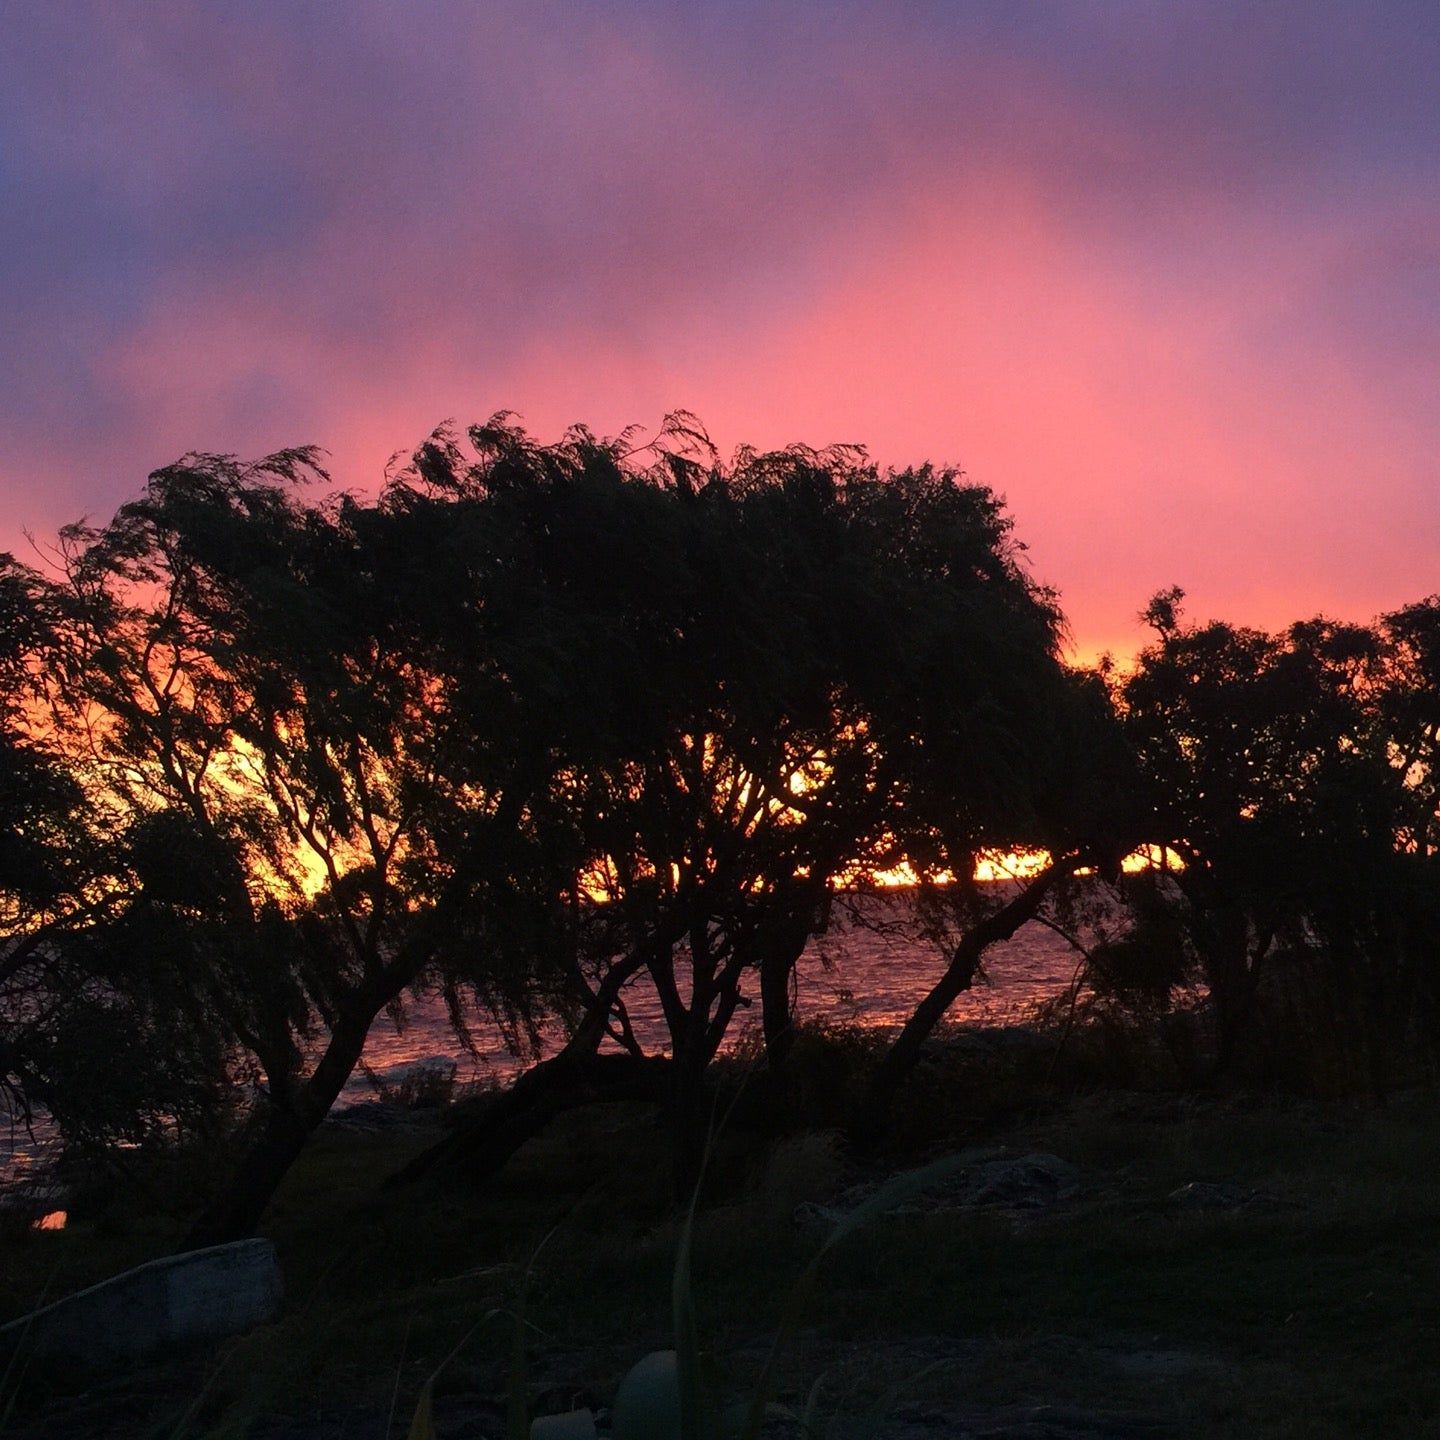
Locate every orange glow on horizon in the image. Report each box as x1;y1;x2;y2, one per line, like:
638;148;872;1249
860;845;1182;889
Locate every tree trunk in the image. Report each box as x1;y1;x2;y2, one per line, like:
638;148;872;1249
668;1045;708;1202
389;1051;672;1186
759;923;811;1075
1202;908;1272;1082
183;1005;374;1249
849;861;1073;1153
389;948;659;1186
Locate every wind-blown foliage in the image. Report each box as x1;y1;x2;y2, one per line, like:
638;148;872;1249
17;446;595;1240
1117;590;1440;1087
13;417;1434;1246
388;416;1125;1183
3;414;1140;1227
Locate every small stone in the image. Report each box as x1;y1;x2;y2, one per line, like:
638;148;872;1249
1167;1180;1268;1211
968;1153;1081;1209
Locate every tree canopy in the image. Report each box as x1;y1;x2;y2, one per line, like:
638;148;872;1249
5;418;1435;1242
1117;591;1440;1087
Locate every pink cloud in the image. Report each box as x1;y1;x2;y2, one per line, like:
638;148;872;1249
2;4;1435;662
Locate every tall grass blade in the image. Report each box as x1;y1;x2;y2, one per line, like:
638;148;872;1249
386;1315;414;1440
0;1260;62;1433
672;1065;761;1440
161;1336;247;1440
405;1379;436;1440
738;1151;981;1440
404;1308;503;1440
508;1224;560;1440
673;1182;705;1440
798;1372;828;1440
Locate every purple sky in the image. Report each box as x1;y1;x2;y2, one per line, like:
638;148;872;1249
2;2;1436;658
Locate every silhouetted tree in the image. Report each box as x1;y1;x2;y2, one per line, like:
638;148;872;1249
42;452;581;1243
1118;591;1438;1088
1378;596;1440;859
389;418;1123;1185
10;414;1135;1228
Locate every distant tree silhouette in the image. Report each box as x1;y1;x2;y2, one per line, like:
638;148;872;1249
1118;591;1440;1088
1377;596;1440;859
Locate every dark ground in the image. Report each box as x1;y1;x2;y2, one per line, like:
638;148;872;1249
4;1083;1440;1438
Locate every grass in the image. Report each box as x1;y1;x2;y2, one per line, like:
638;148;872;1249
5;1084;1440;1436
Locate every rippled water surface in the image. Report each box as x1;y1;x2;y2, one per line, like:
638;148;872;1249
348;893;1083;1100
3;893;1086;1183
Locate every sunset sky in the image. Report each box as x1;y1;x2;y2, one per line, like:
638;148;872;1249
1;2;1435;660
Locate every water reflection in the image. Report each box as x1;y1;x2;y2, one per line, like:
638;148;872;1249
348;895;1084;1102
2;895;1088;1178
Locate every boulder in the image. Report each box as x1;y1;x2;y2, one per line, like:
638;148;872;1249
796;1150;1081;1232
1167;1180;1284;1213
0;1237;282;1370
966;1153;1081;1209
